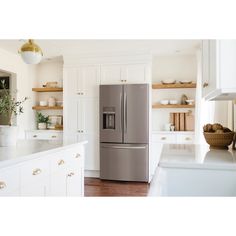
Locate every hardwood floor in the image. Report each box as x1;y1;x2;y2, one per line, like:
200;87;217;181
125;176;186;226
85;177;150;197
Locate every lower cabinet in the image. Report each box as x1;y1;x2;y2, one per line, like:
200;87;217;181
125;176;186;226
0;145;84;197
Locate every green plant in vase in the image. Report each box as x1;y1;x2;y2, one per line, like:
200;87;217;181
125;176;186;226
36;112;50;130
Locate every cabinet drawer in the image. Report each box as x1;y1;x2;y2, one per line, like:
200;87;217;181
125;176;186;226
0;167;20;196
152;134;176;143
176;134;195;144
20;158;50;186
26;132;63;140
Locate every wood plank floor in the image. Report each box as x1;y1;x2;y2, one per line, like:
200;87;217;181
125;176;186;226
85;177;150;197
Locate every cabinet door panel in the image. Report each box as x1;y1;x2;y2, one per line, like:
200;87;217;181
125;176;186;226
124;64;147;83
66;168;83;196
77;98;99;134
78;66;100;97
50;170;67;196
78;134;99;171
101;65;122;84
21;178;49;196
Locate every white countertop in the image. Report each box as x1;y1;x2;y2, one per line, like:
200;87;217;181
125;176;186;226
0;140;87;168
159;144;236;170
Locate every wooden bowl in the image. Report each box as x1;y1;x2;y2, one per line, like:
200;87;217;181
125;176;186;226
203;132;235;149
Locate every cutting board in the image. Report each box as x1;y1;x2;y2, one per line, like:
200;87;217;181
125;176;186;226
185;113;195;131
179;113;185;131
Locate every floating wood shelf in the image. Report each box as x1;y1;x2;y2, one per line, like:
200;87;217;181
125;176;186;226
32;106;63;110
152;104;195;109
152;83;196;89
32;87;63;92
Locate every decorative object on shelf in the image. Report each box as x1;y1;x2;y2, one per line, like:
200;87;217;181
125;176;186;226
164;123;172;131
203;123;235;149
18;39;43;64
179;80;192;84
56;101;63;107
186;99;194;105
48;97;56;107
39;101;47;106
44;81;58;88
47;115;63;130
169;100;178;105
170;125;175;131
36;112;50;130
170;111;194;131
181;94;188;105
0;80;28;146
160;100;169;105
161;79;176;85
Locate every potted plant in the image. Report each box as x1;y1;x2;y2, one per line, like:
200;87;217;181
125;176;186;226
36;112;50;130
0;80;28;146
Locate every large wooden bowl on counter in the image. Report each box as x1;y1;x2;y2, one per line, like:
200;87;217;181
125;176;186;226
203;131;235;150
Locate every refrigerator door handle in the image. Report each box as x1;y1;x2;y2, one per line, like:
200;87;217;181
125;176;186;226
120;92;123;132
124;92;127;133
101;145;146;149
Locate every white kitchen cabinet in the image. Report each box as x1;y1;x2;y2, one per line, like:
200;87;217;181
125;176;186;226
64;66;100;98
77;98;99;134
66;167;83;196
101;63;149;84
25;130;63;140
202;40;236;100
78;133;99;171
21;178;49;196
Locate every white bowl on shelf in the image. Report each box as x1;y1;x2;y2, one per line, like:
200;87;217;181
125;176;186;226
186;99;194;105
161;79;176;84
169;100;178;105
160;100;169;105
39;101;47;106
179;80;192;84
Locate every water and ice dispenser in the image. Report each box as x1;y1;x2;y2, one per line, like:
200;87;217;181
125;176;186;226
103;107;115;130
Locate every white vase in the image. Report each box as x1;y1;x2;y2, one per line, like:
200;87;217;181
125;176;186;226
0;125;18;147
38;123;47;130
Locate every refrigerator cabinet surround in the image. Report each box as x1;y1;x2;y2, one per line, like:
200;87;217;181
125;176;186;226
100;143;149;182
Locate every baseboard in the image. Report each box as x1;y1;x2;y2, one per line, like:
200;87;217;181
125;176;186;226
85;170;100;178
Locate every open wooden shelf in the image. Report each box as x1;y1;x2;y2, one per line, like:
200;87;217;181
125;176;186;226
152;83;196;89
152;104;195;109
32;87;63;92
32;106;63;110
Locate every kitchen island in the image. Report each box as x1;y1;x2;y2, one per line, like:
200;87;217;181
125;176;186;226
149;144;236;196
0;140;87;196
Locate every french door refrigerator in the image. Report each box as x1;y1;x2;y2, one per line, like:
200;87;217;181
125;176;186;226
100;84;149;182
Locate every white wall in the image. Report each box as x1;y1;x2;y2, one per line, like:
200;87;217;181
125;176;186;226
0;48;36;138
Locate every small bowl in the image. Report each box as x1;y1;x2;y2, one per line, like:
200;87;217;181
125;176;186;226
39;101;47;106
169;100;178;105
179;80;192;84
161;79;176;84
160;100;169;105
186;99;194;105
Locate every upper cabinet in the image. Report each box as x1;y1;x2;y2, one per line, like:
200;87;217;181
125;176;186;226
101;63;150;84
202;40;236;100
64;65;100;98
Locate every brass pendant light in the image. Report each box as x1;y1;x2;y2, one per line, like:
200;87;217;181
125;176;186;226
19;39;43;64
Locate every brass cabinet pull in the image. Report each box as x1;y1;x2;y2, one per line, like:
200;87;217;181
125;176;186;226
67;172;75;177
58;160;65;165
185;137;191;141
161;137;167;140
81;130;83;133
77;92;81;95
33;135;37;138
78;130;81;133
51;135;57;138
0;181;6;190
203;82;209;88
32;168;42;176
75;153;80;158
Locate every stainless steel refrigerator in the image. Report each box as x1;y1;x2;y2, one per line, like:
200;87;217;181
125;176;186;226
100;84;149;182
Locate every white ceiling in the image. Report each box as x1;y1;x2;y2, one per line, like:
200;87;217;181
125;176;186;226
0;39;201;59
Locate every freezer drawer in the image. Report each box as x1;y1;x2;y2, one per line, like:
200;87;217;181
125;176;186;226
100;143;149;182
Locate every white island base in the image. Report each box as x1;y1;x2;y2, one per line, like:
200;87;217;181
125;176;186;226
149;144;236;196
0;140;87;197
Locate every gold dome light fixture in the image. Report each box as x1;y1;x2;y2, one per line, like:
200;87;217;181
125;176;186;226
19;39;43;64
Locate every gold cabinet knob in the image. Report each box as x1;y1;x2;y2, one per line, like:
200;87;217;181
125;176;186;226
0;181;6;190
75;153;80;158
203;82;209;88
161;137;166;140
67;172;75;177
58;159;65;165
32;168;42;176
